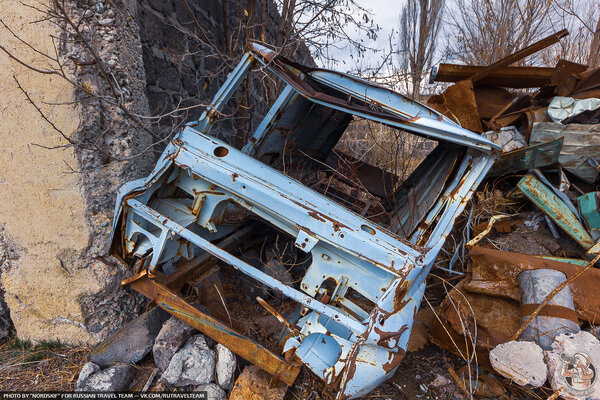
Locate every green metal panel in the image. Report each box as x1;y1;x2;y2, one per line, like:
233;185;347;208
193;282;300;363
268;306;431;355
578;192;600;230
490;137;563;177
518;173;595;249
536;255;590;266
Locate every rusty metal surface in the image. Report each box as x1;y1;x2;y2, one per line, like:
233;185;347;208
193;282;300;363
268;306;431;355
470;29;568;83
427;79;482;132
390;145;461;238
431;63;555;88
466;246;600;322
248;43;500;152
428;280;520;371
518;173;595;249
126;271;301;385
109;43;498;399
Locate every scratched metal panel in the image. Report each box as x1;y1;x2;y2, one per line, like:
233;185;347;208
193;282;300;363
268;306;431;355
518;173;594;249
248;43;501;153
390;144;461;237
110;44;499;400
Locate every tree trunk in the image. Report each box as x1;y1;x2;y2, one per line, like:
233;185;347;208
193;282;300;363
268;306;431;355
587;15;600;68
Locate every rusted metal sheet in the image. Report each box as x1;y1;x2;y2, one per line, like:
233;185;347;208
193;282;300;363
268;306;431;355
125;271;300;385
427;79;482;132
518;173;595;249
428;280;520;371
247;43;499;152
466;246;600;322
530;122;600;183
109;43;499;399
431;63;555;88
431;246;600;369
470;29;569;83
390;145;460;238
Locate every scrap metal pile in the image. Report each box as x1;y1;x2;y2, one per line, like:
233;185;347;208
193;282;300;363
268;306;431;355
103;33;600;399
424;30;600;399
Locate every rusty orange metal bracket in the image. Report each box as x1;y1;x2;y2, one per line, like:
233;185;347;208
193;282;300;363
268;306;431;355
123;271;300;386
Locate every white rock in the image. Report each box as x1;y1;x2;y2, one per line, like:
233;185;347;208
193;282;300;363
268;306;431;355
76;364;133;391
430;373;451;388
160;334;215;387
489;340;547;387
215;344;236;388
545;331;600;399
76;362;100;388
153;316;196;372
195;382;226;400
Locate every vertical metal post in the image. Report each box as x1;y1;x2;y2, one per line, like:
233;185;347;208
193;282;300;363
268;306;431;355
193;52;256;134
242;84;296;156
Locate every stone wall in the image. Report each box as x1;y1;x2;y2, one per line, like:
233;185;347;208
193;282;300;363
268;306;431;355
137;0;314;145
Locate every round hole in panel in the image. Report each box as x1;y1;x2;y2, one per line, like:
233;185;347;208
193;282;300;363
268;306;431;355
214;146;229;157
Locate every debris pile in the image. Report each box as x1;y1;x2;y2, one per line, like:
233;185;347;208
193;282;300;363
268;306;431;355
424;29;600;400
74;35;600;399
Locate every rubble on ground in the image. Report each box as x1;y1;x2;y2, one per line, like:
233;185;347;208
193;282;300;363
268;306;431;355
75;363;134;391
160;334;216;387
90;306;169;368
489;341;547;386
153;315;197;372
545;331;600;399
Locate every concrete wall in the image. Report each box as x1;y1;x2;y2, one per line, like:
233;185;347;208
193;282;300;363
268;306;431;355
0;0;153;344
137;0;314;145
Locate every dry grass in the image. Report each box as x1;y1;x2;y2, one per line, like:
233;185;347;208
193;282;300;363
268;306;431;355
0;338;89;391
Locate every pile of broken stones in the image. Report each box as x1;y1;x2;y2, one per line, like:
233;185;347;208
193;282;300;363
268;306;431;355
490;332;600;399
76;307;234;400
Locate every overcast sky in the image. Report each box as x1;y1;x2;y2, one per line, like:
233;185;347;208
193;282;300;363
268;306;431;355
364;0;405;50
323;0;406;71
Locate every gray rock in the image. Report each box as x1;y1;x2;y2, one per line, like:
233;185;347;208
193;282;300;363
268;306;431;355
490;340;547;387
90;306;169;368
153;316;196;372
545;331;600;399
215;344;236;389
160;334;215;387
76;364;133;391
195;382;226;400
76;362;101;387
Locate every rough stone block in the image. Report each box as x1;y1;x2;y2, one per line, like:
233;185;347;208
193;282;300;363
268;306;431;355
90;306;170;368
76;362;101;388
215;343;236;388
489;340;547;387
195;382;226;400
153;315;197;372
545;331;600;399
75;364;134;391
160;334;215;387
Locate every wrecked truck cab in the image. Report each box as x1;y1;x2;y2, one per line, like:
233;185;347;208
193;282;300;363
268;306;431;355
110;43;500;399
